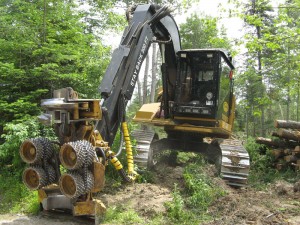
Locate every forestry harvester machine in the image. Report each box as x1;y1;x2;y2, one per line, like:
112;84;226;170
19;4;250;219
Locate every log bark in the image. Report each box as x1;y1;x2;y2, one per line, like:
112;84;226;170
284;155;298;163
271;149;284;160
271;131;280;138
283;148;293;155
256;137;285;148
277;129;300;142
292;146;300;156
274;120;300;130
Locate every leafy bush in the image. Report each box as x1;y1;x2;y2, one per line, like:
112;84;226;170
0;117;56;168
0;118;56;214
0;168;40;214
165;184;185;220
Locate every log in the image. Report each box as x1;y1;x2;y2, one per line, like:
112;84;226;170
271;131;280;138
291;163;300;171
291;160;300;171
271;149;284;160
284;155;298;163
256;137;282;147
255;137;296;148
283;148;293;155
274;120;300;130
277;129;300;142
292;146;300;156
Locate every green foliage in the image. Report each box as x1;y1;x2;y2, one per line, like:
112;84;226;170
165;184;186;221
103;205;144;225
0;168;39;215
235;0;300;135
0;117;56;167
180;13;232;51
245;137;300;189
165;154;225;224
183;159;226;211
0;0;113;129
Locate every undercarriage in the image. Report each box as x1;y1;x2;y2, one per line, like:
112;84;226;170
132;129;250;187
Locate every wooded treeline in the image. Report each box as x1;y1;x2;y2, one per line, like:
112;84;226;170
0;0;299;167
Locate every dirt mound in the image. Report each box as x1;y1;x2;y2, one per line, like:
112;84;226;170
100;162;183;217
206;181;300;225
101;182;172;217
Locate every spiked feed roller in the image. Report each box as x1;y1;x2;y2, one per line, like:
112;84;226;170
59;172;86;199
22;166;48;190
59;140;94;170
59;140;95;198
20;137;59;189
20;139;44;164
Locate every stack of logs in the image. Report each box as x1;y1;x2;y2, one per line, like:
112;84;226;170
256;120;300;171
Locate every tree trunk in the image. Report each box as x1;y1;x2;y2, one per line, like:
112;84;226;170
143;54;149;104
150;43;157;103
297;79;299;121
274;120;300;130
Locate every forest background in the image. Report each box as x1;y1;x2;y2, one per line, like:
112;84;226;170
0;0;299;216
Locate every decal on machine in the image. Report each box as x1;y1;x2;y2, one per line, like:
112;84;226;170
130;35;149;87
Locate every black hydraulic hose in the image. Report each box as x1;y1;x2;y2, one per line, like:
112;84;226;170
115;130;124;157
149;5;172;25
95;147;106;165
118;169;132;183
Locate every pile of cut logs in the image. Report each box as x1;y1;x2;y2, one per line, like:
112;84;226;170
256;120;300;171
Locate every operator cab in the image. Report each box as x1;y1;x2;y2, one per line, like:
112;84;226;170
172;49;234;122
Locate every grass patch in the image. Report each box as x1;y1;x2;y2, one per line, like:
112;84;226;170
103;205;145;225
0;167;39;215
165;154;226;224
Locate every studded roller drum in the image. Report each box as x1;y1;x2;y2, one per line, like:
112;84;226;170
84;169;94;192
22;166;48;190
131;129;156;169
20;139;44;165
35;137;55;159
79;140;94;166
45;163;57;184
219;139;250;187
59;140;94;170
59;171;85;199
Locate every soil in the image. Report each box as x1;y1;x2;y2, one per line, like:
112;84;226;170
1;159;300;225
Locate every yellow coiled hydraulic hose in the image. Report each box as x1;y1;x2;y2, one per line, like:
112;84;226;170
122;122;134;175
110;156;123;170
106;122;138;182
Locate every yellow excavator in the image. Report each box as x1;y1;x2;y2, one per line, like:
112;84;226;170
19;4;249;219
